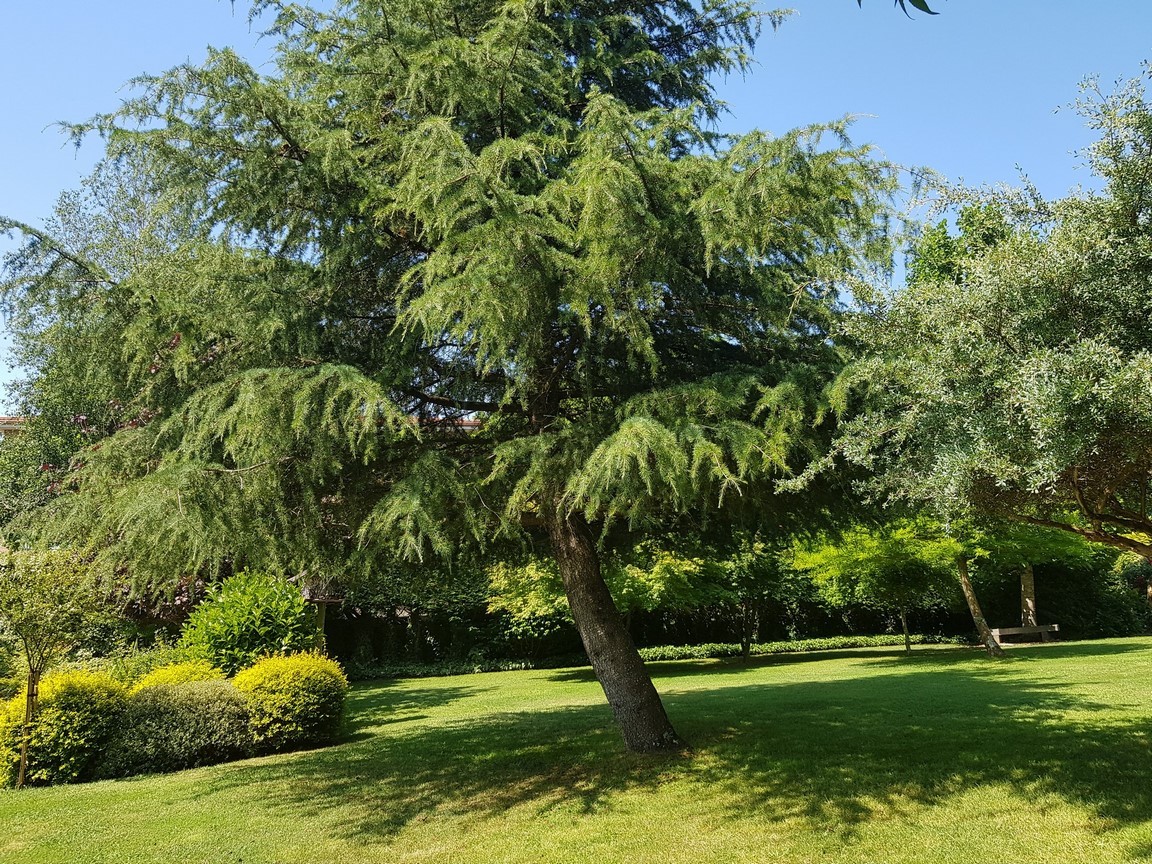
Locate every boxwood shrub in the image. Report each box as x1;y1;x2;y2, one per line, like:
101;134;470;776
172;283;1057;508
97;680;253;778
233;654;348;752
0;670;128;787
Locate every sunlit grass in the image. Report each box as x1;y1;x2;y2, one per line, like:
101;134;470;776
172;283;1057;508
3;639;1152;863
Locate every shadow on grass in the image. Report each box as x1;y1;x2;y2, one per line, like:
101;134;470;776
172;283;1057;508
194;649;1152;847
544;647;947;685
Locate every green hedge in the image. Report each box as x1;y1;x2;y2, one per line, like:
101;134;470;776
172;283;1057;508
637;634;963;661
346;635;964;681
234;654;348;752
98;680;253;778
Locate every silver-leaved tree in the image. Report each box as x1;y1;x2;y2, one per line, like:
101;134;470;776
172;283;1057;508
3;0;893;751
813;70;1152;579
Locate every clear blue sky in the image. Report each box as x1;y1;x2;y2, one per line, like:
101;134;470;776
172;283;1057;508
1;0;1150;400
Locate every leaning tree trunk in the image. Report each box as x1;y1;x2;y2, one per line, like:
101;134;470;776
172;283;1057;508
956;556;1005;658
1020;562;1037;627
547;508;683;752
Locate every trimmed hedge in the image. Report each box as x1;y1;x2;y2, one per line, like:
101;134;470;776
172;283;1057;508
234;654;348;752
132;660;226;692
345;635;964;681
97;680;253;778
637;634;964;661
0;671;128;787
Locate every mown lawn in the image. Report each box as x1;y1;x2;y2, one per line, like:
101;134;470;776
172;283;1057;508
3;638;1152;863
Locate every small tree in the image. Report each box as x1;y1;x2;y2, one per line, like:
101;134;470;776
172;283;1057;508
792;520;956;653
0;550;107;788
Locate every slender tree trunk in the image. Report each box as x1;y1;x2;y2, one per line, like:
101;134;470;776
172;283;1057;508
1020;562;1037;627
547;508;683;752
899;609;911;654
956;556;1005;658
17;668;41;790
740;600;754;659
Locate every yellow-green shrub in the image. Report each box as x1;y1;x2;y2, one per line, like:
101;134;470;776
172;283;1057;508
0;671;128;787
233;654;348;752
132;660;225;692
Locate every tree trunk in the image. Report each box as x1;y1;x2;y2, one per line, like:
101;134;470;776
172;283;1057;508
740;600;754;659
1020;562;1037;627
899;609;911;654
956;556;1005;658
17;668;41;790
315;602;328;655
547;509;683;752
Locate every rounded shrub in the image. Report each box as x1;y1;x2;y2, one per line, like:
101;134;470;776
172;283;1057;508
97;680;253;778
132;660;225;692
233;654;348;752
180;571;318;675
0;670;128;787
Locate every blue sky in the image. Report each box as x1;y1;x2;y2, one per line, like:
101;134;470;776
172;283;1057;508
1;0;1150;400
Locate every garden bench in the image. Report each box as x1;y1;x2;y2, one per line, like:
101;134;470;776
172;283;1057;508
990;624;1059;643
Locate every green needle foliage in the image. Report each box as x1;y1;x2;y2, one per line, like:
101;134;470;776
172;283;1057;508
3;0;893;749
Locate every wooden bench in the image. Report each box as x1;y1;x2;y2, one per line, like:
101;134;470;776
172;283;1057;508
991;624;1060;643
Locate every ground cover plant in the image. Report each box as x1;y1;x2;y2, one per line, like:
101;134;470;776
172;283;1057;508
2;638;1151;863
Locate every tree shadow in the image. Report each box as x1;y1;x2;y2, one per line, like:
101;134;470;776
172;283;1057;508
192;652;1152;851
544;646;936;685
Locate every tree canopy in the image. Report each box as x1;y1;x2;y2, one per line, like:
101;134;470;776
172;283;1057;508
1;0;894;751
810;73;1152;563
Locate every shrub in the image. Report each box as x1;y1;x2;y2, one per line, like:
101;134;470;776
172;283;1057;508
102;642;194;685
0;678;19;700
97;680;253;778
233;654;348;752
0;670;128;787
180;571;318;675
133;660;225;692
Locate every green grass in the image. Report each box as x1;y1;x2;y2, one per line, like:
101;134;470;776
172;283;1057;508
4;638;1152;863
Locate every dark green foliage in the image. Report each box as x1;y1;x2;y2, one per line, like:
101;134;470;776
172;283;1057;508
978;556;1151;640
0;671;128;787
233;654;348;752
859;0;937;15
180;571;317;675
341;634;966;679
637;634;963;661
96;680;253;779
